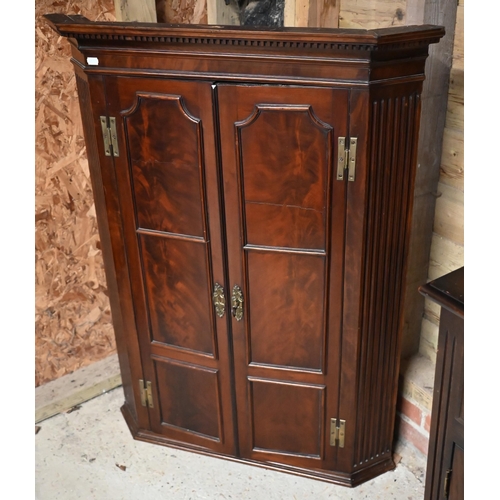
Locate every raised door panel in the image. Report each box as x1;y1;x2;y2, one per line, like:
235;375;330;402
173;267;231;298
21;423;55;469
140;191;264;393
448;445;464;500
218;85;348;470
104;77;235;454
125;93;205;238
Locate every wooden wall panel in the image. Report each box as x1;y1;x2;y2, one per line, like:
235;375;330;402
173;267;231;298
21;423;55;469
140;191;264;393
308;0;340;27
400;0;460;358
439;128;464;190
339;0;407;29
279;0;341;28
421;0;464;359
419;318;439;363
424;299;440;325
428;235;464;281
452;2;464;69
445;68;464;132
334;0;463;369
433;183;464;245
337;0;453;363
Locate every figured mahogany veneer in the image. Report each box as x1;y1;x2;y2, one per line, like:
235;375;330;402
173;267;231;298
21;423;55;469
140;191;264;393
45;14;444;487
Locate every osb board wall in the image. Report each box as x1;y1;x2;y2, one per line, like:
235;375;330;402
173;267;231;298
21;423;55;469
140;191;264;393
35;0;117;387
419;0;464;363
35;0;209;388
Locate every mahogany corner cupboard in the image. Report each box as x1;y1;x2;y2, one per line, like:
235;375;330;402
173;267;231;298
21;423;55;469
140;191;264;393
45;14;444;487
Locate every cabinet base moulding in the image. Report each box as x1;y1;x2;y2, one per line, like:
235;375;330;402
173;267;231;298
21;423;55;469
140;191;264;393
121;403;396;487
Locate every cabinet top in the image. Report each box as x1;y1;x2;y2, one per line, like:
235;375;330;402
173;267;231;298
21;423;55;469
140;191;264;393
44;14;444;86
419;267;464;318
44;14;444;52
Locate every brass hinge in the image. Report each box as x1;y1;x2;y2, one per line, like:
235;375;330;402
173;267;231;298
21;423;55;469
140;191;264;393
100;116;120;157
139;379;154;408
336;137;357;182
330;418;346;448
444;468;452;498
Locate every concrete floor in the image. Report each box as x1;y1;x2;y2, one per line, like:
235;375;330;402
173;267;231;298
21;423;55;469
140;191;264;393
36;387;427;499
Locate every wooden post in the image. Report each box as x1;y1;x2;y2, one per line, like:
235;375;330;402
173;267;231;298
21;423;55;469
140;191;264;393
401;0;459;358
293;0;310;26
308;0;339;28
114;0;157;22
284;0;296;26
285;0;339;27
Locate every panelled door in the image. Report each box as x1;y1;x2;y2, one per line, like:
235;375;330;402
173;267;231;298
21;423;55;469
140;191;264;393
218;85;349;471
104;77;236;455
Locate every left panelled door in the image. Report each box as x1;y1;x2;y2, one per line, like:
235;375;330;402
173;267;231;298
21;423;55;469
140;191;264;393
104;77;236;455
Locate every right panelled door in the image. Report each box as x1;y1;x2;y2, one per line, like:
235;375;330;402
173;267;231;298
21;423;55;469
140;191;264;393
218;85;349;471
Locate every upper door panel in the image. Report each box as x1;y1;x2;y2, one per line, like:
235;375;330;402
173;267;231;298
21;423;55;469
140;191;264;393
124;92;206;238
239;103;332;252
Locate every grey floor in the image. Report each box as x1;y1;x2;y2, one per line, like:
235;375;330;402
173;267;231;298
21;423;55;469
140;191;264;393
36;388;426;499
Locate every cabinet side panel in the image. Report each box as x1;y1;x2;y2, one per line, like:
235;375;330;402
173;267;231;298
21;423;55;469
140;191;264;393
75;72;143;424
346;83;423;471
424;309;464;500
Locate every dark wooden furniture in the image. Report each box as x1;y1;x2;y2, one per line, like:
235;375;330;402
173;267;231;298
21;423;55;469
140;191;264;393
419;268;464;499
44;14;444;487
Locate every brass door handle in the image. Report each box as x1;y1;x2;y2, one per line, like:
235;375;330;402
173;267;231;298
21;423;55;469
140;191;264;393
213;283;226;318
231;285;244;321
